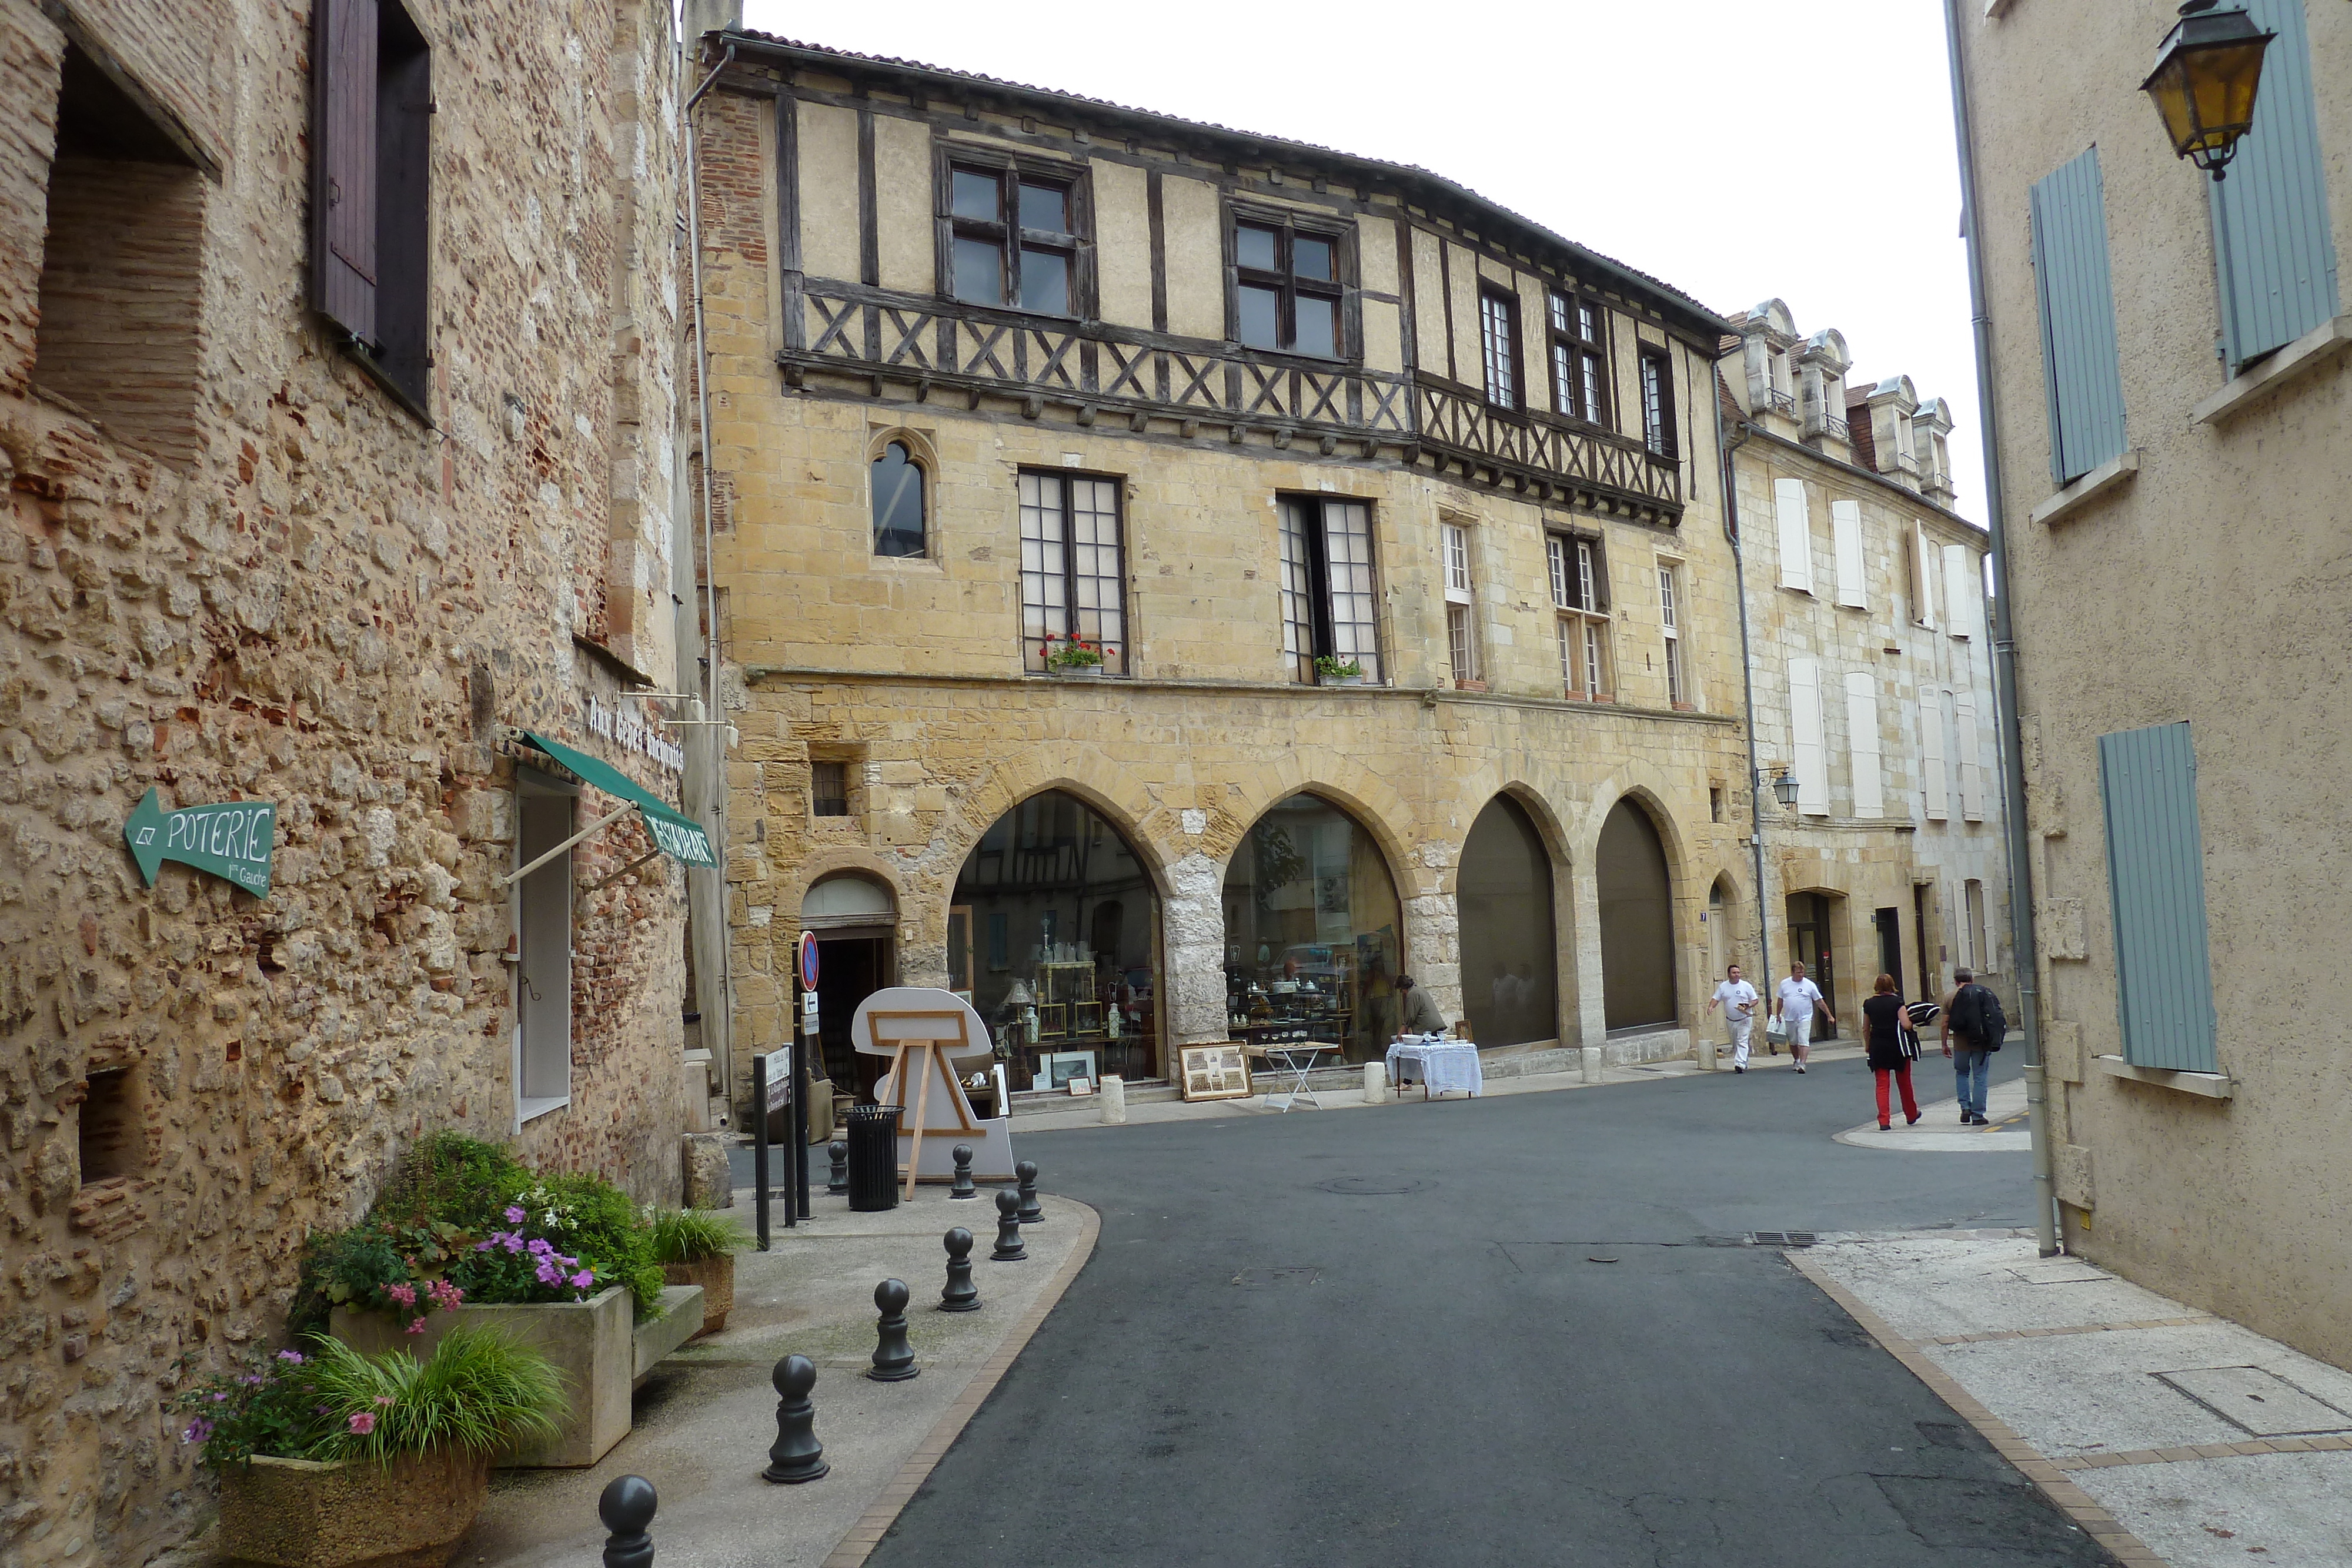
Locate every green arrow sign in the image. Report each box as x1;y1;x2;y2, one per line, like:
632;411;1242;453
123;788;276;899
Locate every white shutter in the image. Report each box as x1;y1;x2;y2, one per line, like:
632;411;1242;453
1831;499;1866;609
1912;524;1936;628
1845;670;1883;818
1790;656;1828;815
1920;689;1949;821
1444;523;1472;604
1775;477;1813;593
1957;694;1984;820
1943;543;1975;637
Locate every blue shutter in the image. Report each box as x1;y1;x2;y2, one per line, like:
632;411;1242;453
2210;0;2339;372
2030;149;2127;484
2096;723;2219;1072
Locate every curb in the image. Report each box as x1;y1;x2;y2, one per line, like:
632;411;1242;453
820;1197;1101;1567
1786;1249;2173;1567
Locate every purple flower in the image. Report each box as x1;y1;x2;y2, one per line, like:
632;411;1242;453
569;1270;593;1289
181;1417;213;1445
276;1350;305;1364
211;1392;228;1403
504;1205;526;1223
474;1239;493;1252
526;1238;553;1256
502;1233;525;1253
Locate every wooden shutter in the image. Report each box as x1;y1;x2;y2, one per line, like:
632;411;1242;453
2029;147;2126;484
1921;689;1949;821
1956;694;1984;821
1830;499;1866;609
2097;723;2219;1071
1774;477;1812;593
1910;524;1936;628
1790;657;1827;816
2210;0;2339;370
1845;670;1882;819
312;0;380;343
1585;533;1611;611
1943;544;1975;637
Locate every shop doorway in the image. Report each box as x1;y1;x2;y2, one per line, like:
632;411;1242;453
1596;798;1676;1030
801;874;897;1103
1913;883;1936;1002
1458;795;1558;1048
1222;793;1404;1064
1785;891;1842;1041
1875;907;1905;999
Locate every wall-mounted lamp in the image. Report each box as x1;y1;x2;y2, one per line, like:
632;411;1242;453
1770;771;1801;810
2141;0;2274;182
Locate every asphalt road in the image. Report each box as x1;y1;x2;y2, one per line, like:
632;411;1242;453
866;1053;2115;1567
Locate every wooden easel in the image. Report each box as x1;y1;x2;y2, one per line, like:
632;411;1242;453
870;1010;982;1201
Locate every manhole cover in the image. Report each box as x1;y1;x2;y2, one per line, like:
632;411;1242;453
1315;1176;1433;1195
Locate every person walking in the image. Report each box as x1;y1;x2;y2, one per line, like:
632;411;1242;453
1940;967;2004;1125
1772;960;1832;1073
1862;974;1920;1129
1706;964;1760;1072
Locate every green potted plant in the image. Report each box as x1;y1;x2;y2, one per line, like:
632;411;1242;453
1314;654;1365;686
1041;632;1113;675
176;1329;562;1568
646;1206;746;1336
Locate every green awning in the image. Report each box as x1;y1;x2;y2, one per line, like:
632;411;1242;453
520;730;717;868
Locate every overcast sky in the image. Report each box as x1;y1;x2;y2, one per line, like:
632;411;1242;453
738;0;1983;521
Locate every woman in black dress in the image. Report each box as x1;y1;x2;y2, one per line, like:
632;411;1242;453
1862;974;1920;1130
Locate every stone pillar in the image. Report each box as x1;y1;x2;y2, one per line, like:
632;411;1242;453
1098;1074;1127;1125
1362;1061;1388;1104
1572;858;1609;1049
1581;1045;1605;1085
1696;1035;1718;1072
1164;851;1228;1044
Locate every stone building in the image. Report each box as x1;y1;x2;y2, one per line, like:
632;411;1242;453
0;1;697;1560
1720;300;2012;1041
1948;0;2350;1367
689;33;1764;1105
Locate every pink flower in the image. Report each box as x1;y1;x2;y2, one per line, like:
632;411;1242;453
404;1317;426;1335
570;1270;593;1289
346;1412;375;1435
385;1282;417;1308
373;1395;395;1408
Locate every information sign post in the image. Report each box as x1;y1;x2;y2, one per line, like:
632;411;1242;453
794;934;820;1221
752;1052;769;1252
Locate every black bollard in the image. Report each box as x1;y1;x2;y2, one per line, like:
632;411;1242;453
868;1278;918;1381
939;1226;981;1312
1015;1159;1044;1226
988;1187;1027;1261
762;1354;828;1483
599;1475;657;1568
947;1143;977;1199
826;1140;848;1196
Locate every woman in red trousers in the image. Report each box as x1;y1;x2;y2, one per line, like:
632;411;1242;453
1862;974;1920;1129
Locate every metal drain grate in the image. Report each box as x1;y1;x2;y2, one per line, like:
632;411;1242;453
1749;1231;1818;1248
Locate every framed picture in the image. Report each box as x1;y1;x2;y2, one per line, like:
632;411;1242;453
1066;1076;1094;1097
1038;1049;1097;1091
1179;1043;1254;1102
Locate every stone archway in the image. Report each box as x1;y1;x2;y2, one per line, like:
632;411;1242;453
1458;794;1560;1047
1596;798;1676;1029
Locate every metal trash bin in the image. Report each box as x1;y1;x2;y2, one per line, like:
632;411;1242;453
844;1104;903;1212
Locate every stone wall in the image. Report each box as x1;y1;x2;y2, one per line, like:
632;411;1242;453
0;3;689;1563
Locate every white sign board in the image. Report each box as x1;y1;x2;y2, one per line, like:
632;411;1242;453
763;1046;792;1110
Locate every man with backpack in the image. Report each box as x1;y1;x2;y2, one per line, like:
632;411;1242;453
1940;967;2007;1125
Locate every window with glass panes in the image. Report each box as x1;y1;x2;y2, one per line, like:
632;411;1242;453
1442;522;1478;685
1278;496;1381;683
1548;292;1608;423
946;161;1082;315
1658;560;1687;707
1232;213;1344;358
1020;472;1126;673
1479;287;1519;409
810;761;850;817
1546;533;1610;699
1639;347;1675;459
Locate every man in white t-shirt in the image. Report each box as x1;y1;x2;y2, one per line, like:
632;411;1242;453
1773;961;1833;1074
1706;964;1762;1073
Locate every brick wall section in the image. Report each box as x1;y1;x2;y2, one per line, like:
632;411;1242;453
0;3;689;1564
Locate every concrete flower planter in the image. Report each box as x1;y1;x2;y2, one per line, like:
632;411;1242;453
216;1450;487;1568
663;1254;733;1336
331;1288;632;1468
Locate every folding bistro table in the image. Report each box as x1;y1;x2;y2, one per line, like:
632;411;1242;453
1262;1040;1337;1112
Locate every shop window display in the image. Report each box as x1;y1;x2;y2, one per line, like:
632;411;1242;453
952;791;1160;1089
1221;794;1404;1064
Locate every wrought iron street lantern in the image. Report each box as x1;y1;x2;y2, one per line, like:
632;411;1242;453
1770;771;1800;810
2140;0;2274;182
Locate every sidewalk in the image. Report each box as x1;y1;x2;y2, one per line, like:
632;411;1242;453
1833;1072;2033;1152
456;1188;1093;1567
1795;1233;2352;1567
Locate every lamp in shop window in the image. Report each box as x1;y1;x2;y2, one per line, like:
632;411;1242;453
2141;0;2273;182
1770;770;1801;811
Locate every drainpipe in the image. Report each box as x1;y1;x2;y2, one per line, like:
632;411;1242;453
1944;0;2059;1258
1714;380;1773;1005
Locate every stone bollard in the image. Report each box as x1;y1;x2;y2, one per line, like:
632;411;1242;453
762;1355;828;1483
1099;1073;1127;1125
867;1279;918;1382
1581;1045;1605;1085
1015;1161;1045;1225
1363;1061;1388;1104
599;1475;657;1568
939;1226;980;1312
947;1143;977;1199
989;1188;1027;1261
1696;1035;1719;1072
826;1140;848;1196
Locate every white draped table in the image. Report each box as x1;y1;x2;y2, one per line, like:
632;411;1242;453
1385;1038;1483;1099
